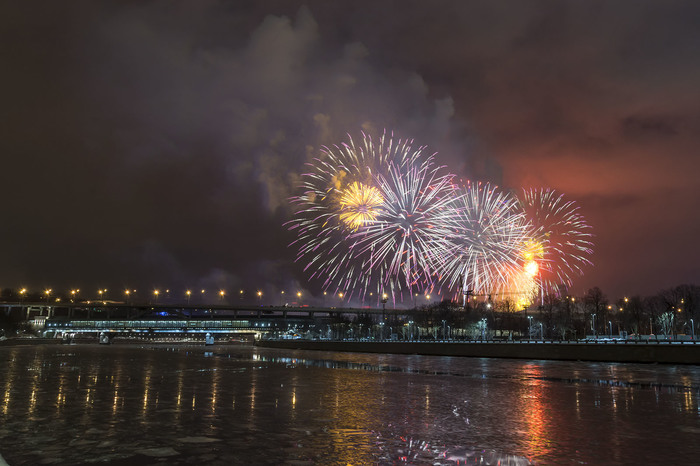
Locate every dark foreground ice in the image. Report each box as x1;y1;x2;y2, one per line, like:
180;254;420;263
1;343;700;465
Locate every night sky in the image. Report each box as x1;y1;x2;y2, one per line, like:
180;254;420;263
2;1;699;303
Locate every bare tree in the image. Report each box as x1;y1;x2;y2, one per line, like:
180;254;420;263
584;287;607;335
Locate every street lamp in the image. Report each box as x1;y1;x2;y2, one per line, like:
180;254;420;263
527;316;533;339
19;288;27;303
609;320;613;337
124;289;131;304
44;289;52;303
219;290;225;302
296;291;301;305
153;289;160;304
257;290;263;304
186;290;191;304
280;290;285;306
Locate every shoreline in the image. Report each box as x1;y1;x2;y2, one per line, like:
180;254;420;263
255;339;700;365
4;337;699;364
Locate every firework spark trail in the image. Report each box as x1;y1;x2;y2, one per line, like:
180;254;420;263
517;188;594;296
441;182;531;298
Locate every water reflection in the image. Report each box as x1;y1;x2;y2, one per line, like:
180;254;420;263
0;344;699;465
519;364;550;458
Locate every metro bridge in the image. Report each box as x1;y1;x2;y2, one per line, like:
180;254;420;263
0;301;411;339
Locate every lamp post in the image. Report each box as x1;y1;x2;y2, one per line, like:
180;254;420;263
153;289;159;304
185;290;191;304
44;289;52;304
19;288;27;304
671;313;675;339
381;294;388;339
540;323;543;341
592;313;597;339
691;318;695;340
609;320;613;337
527;316;533;340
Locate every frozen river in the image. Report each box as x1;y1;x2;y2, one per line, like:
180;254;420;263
1;343;699;465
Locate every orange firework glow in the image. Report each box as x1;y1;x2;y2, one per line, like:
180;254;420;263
525;260;539;277
339;181;384;229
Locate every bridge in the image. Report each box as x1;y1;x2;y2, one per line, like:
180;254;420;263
0;301;411;340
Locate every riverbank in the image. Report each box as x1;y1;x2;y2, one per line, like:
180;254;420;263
256;339;700;364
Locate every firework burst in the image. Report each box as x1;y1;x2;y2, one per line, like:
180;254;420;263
338;181;384;229
349;153;458;296
441;182;532;299
516;188;594;296
288;132;455;301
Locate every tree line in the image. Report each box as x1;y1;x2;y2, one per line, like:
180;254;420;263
325;284;699;341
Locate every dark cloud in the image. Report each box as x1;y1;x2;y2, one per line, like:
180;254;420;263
1;0;699;301
622;115;680;139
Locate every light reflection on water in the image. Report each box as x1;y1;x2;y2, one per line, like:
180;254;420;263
0;344;699;465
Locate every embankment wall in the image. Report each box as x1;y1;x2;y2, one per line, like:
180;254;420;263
256;339;700;364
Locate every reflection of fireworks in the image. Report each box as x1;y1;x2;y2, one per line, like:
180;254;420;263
288;132;455;300
517;188;594;296
339;181;383;229
442;182;531;297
